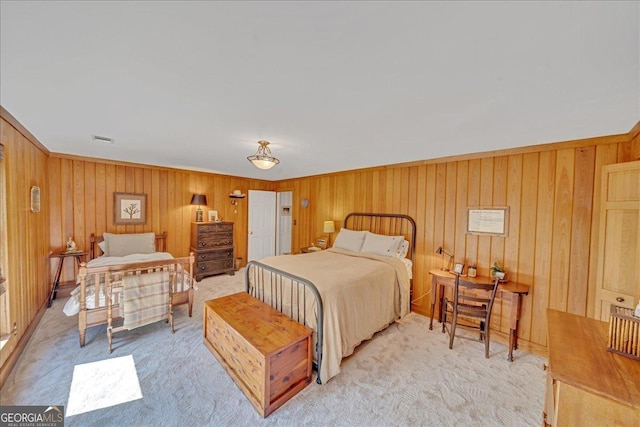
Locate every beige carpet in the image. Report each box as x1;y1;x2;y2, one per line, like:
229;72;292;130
0;269;546;426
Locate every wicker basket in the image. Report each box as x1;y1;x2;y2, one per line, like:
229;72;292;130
607;305;640;361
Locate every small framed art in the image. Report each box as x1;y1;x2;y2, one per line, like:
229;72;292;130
113;192;147;225
453;262;465;275
208;210;219;222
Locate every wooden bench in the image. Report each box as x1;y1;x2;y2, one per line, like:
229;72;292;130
203;292;313;417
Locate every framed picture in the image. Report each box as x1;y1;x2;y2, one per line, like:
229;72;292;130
466;206;509;237
208;210;218;222
281;206;291;216
317;238;327;249
453;262;465;275
30;186;41;212
113;192;147;225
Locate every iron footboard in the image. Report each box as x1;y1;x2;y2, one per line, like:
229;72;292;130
245;260;324;384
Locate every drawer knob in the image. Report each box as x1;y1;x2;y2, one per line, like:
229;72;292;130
616;297;625;303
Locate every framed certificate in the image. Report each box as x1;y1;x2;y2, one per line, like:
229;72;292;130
466;206;509;237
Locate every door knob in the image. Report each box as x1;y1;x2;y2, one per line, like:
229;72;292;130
616;297;625;302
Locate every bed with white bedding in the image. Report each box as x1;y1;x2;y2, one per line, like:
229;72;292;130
245;213;416;384
64;232;195;349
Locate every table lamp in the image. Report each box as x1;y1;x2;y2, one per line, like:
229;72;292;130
190;194;207;222
323;220;336;248
436;246;454;271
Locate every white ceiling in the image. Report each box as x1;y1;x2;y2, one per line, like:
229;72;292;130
1;1;638;180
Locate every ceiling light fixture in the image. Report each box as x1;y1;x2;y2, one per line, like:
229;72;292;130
247;140;280;170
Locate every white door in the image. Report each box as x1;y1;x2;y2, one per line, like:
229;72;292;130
247;190;277;261
276;191;293;255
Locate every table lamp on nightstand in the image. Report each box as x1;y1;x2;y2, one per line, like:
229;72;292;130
323;220;335;248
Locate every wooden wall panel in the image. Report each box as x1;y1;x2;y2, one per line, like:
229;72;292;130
567;147;595;315
1;105;638;386
275;126;640;352
47;156;274;282
0;114;50;383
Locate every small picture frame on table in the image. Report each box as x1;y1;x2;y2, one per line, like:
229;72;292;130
208;210;218;222
453;262;465;275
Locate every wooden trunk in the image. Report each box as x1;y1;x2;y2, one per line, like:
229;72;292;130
203;292;313;417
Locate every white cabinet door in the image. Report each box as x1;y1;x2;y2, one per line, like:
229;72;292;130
594;160;640;320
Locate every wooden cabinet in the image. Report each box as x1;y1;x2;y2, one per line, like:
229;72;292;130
594;160;640;320
203;292;312;417
190;222;235;281
544;309;640;426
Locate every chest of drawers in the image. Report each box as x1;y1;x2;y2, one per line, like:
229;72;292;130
191;222;235;281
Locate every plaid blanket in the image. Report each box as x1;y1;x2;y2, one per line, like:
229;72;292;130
122;271;170;330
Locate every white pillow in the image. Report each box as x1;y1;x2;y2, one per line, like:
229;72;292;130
97;241;106;255
360;232;404;257
103;232;156;257
333;228;367;252
395;240;409;258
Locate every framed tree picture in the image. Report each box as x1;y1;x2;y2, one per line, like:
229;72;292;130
113;192;147;225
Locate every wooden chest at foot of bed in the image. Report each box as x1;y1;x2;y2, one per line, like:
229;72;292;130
203;292;313;417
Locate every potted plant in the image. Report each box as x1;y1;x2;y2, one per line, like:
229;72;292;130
491;262;506;281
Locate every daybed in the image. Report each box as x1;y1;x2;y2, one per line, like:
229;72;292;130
63;232;195;349
245;212;416;384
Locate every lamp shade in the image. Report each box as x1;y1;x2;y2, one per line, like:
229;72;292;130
323;220;335;233
190;194;207;206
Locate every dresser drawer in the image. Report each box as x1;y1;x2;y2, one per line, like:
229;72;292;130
197;258;234;274
195;233;233;248
198;223;233;234
196;249;234;262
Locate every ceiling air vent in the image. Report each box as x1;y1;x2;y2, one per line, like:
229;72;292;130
91;135;114;144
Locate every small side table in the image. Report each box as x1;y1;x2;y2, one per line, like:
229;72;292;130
48;250;88;308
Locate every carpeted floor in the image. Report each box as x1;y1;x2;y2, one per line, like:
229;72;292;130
1;269;547;426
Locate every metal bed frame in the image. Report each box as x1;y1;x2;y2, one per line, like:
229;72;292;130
245;212;416;384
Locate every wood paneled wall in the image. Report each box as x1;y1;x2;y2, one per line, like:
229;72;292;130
0;112;51;382
276;129;640;349
1;99;638;388
48;156;274;282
